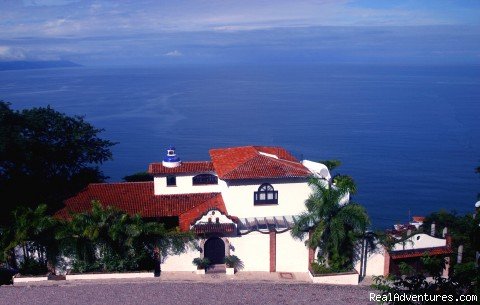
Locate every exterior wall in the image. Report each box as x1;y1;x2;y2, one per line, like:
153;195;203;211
391;234;447;251
153;173;222;195
354;246;386;276
276;231;309;272
160;247;199;272
221;178;311;218
309;271;359;285
229;232;270;271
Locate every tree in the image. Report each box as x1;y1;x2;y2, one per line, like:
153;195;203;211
123;172;153;182
423;210;478;265
318;159;342;171
0;102;115;225
291;176;370;272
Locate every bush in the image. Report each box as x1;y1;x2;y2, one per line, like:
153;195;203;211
19;258;48;276
310;260;352;274
192;257;211;270
372;259;480;305
0;267;16;285
224;255;244;270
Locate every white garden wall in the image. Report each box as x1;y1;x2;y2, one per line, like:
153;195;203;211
161;247;199;272
229;232;270;271
276;232;309;272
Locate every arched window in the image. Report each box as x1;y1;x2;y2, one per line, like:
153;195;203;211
254;183;278;205
192;174;218;185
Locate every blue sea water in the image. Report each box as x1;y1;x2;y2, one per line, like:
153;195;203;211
0;64;479;229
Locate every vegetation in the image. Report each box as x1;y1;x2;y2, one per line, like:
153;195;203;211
0;102;115;226
291;174;369;273
422;210;479;265
224;255;244;270
0;204;55;270
123;172;153;182
57;201;195;273
0;202;194;275
192;257;211;270
318;160;342;171
372;164;480;304
373;257;479;305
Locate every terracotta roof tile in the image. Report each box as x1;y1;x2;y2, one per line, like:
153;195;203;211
148;161;214;175
209;146;311;180
193;223;236;234
390;247;453;259
56;182;225;226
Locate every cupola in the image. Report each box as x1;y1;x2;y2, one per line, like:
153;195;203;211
162;146;182;168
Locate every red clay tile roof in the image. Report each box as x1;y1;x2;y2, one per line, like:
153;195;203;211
55;182;226;231
148;161;214;175
390;247;453;259
209;146;311;180
389;235;452;259
193;223;236;234
412;216;425;222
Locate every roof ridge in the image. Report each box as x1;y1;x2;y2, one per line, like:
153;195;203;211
215;147;258;178
88;181;154;186
178;193;223;215
223;154;307;179
152;192;221;198
149;160;212;164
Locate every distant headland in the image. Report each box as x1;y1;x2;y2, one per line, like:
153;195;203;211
0;60;82;71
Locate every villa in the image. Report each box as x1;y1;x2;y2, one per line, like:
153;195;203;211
57;146;331;273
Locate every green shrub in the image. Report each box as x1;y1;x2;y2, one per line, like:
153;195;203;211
19;258;48;276
192;257;211;269
224;255;244;270
310;260;351;274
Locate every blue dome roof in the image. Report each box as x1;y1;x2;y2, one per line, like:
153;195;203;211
163;155;181;162
162;146;181;167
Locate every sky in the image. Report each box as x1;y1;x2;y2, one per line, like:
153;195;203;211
0;0;479;65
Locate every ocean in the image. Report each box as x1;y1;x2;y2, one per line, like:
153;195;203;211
1;64;478;229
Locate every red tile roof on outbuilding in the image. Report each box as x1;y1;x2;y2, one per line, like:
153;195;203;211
389;235;453;259
148;161;214;175
55;182;226;231
209;146;311;180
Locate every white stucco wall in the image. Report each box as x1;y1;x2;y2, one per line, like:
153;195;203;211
161;247;199;272
392;234;447;251
229;232;270;271
354;246;386;276
309;271;359;285
276;231;309;272
153;173;223;195
221;178;311;219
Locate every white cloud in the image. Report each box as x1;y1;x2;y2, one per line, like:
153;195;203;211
0;46;26;61
165;50;182;57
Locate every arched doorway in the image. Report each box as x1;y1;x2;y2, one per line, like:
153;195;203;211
204;237;225;264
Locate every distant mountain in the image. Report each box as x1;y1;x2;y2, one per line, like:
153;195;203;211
0;60;82;71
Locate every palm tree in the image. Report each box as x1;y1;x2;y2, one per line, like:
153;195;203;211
56;201;195;273
291;176;369;271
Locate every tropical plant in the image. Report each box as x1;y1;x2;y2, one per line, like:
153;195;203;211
373;257;479;305
55;201;195;273
224;255;244;270
0;204;56;273
192;257;211;270
291;176;369;273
